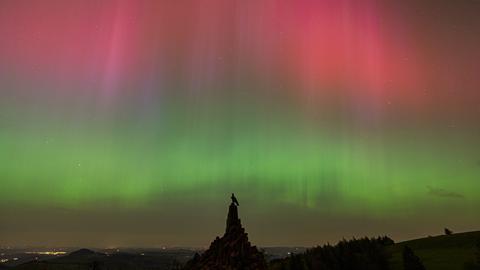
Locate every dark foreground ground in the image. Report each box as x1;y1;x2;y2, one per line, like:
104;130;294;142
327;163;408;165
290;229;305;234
388;231;480;270
1;231;479;270
0;247;304;270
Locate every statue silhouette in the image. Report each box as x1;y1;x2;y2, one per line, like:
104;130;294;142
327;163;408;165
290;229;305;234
231;193;239;206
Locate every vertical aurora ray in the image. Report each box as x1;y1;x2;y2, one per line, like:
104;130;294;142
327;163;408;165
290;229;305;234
0;0;479;246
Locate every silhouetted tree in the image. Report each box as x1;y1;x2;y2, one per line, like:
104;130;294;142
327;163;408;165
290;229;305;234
402;246;426;270
445;228;453;235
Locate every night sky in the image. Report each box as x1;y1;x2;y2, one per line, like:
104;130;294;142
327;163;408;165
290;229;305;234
0;0;479;247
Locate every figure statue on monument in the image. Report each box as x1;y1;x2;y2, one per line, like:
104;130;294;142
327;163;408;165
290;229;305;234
231;193;239;206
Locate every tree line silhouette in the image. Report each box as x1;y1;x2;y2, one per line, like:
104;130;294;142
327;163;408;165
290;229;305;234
269;236;394;270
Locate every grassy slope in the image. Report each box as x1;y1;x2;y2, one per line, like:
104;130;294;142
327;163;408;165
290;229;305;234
388;231;480;270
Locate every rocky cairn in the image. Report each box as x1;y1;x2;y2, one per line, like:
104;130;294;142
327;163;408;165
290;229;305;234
184;201;267;270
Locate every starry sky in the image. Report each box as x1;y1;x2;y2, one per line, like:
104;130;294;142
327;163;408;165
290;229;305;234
0;0;479;247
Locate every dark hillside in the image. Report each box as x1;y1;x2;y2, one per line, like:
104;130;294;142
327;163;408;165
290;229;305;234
388;231;480;270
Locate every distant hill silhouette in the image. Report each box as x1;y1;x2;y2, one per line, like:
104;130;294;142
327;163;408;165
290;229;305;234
68;249;96;257
184;201;267;270
11;248;185;270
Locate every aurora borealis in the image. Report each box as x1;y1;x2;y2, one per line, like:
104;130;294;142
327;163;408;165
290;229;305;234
0;0;479;247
